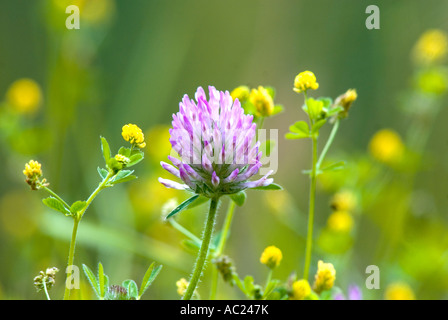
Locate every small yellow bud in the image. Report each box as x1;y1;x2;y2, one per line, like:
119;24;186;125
114;154;130;165
385;282;416;300
327;211;354;233
176;278;189;297
122;123;146;148
290;279;311;300
313;260;336;294
231;86;250;102
7;78;42;114
260;245;282;269
293;71;319;93
413;29;448;65
249;86;274;117
368;129;405;164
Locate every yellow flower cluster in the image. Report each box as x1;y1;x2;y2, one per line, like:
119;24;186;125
368;129;404;164
249;86;274;117
293;71;319;93
114;154;130;165
313;260;336;294
413;29;448;64
122;124;146;148
23;160;42;180
260;245;282;269
385;282;416;300
290;279;311;300
7;78;42;115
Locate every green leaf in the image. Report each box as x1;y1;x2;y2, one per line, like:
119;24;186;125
185;195;209;209
70;200;87;216
251;183;283;191
285;132;308;140
321;161;346;172
326;105;344;117
118;146;131;158
181;239;200;253
138;263;163;298
242;101;257;116
82;264;100;299
97;167;108;180
98;262;105;299
311;119;327;136
165;195;201;219
110;175;137;185
289;121;309;135
42;197;71;216
100;136;111;165
122;279;138;300
111;170;134;183
127;152;144;167
304;98;324;120
271;105;284;116
318;97;333;109
229;191;246;206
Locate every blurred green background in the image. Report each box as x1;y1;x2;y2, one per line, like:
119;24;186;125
1;0;448;300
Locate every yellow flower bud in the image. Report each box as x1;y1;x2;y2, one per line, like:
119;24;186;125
114;154;130;165
335;89;357;118
290;279;311;300
293;71;319;93
327;211;354;233
313;260;336;294
260;245;282;269
122;123;146;148
7;78;42;115
231;86;250;103
385;282;415;300
23;160;42;180
249;86;274;117
368;129;405;164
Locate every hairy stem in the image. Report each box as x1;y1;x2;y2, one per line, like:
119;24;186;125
183;197;219;300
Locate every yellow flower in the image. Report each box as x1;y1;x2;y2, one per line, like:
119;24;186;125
335;89;357;118
122;124;146;148
260;245;283;269
413;29;448;64
313;260;336;294
330;190;357;212
327;211;354;233
368;129;405;164
7;78;42;114
249;86;274;117
290;279;311;300
231;86;250;103
23;160;42;180
385;282;416;300
293;71;319;93
176;278;189;297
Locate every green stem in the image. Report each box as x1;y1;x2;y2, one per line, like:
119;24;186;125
316;118;340;170
43;279;51;300
169;219;201;245
209;200;236;299
63;217;79;300
63;171;114;300
41;186;70;209
303;136;318;281
183;197;219;300
265;269;273;288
